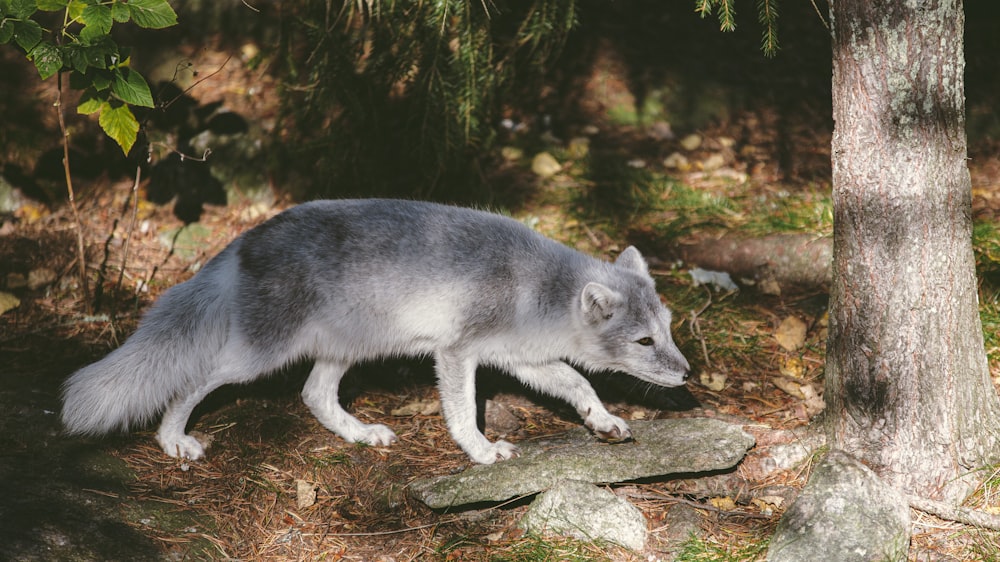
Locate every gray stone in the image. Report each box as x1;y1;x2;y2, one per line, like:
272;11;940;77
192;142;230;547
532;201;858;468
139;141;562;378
519;479;647;551
767;449;910;562
484;399;522;435
531;152;561;177
0;174;25;214
409;418;755;509
27;268;56;291
188;126;273;204
659;502;704;550
0;291;20;315
158;223;214;260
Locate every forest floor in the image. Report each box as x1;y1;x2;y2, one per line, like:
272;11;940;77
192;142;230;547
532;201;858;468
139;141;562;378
4;5;1000;561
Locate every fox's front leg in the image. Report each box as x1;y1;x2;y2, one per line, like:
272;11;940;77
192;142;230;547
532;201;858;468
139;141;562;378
434;351;519;464
511;362;632;443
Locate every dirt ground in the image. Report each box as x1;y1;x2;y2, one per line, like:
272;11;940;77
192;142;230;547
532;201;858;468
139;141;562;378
4;4;1000;561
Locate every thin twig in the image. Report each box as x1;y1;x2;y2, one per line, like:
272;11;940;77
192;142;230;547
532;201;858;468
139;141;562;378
114;163;145;296
689;287;714;369
93;216;118;314
317;521;442;538
618;488;772;520
135;228;182;314
55;71;91;312
580;223;602;248
317;492;536;537
169;54;234;109
104;163;145;336
809;0;830;30
146;142;212;163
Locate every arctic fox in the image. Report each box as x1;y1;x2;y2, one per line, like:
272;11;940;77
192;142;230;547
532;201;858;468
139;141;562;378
62;199;691;464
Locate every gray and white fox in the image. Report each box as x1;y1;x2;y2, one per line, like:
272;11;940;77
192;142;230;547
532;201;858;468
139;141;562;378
61;199;691;464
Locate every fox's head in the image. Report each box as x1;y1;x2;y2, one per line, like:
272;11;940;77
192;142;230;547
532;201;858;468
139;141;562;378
576;246;691;387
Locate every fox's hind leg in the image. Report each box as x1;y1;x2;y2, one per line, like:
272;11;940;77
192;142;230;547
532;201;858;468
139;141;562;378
510;362;632;443
157;353;274;460
157;374;235;460
301;360;398;447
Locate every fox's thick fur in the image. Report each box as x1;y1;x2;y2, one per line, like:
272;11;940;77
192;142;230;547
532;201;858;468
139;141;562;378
62;199;690;464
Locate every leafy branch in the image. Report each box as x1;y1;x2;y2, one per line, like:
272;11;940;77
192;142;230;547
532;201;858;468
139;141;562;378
0;0;178;153
1;0;176;311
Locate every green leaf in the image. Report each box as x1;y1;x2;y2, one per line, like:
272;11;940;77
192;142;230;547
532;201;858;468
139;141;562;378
71;66;113;90
7;0;36;19
37;0;71;11
80;4;113;42
66;0;86;21
77;88;105;115
12;19;42;52
99;102;140;154
81;36;118;69
127;0;177;29
110;67;154;107
90;68;112;90
0;21;13;45
110;1;130;23
64;44;89;72
30;41;63;79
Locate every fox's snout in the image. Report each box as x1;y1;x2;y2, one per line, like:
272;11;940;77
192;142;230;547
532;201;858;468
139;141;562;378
667;348;692;385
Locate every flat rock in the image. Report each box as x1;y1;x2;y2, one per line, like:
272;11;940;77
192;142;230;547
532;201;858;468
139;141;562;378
409;418;755;509
767;449;910;562
531;152;562;177
0;291;20;315
519;479;647;551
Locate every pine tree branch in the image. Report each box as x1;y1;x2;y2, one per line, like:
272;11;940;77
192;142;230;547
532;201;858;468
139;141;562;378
757;0;779;57
716;0;736;32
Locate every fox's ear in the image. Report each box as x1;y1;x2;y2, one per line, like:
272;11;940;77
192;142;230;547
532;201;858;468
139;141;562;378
581;282;622;324
616;246;649;275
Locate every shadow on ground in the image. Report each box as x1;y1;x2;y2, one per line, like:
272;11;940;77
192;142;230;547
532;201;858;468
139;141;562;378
0;338;172;560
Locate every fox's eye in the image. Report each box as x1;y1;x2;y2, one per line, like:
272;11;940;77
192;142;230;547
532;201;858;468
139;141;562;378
636;337;654;346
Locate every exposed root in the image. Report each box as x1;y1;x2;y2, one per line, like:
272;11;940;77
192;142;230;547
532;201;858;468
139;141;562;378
908;495;1000;532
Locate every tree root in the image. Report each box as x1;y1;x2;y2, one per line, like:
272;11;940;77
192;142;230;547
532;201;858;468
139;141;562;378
677;233;832;293
907;494;1000;531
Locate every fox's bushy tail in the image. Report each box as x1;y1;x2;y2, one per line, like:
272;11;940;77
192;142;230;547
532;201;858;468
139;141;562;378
62;335;177;435
61;264;233;436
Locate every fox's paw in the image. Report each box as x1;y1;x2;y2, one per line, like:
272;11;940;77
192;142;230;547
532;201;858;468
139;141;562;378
490;439;520;463
584;411;633;443
157;432;207;460
351;423;398;448
469;439;520;465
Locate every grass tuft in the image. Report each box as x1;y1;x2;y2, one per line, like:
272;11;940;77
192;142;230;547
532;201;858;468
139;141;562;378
674;533;770;562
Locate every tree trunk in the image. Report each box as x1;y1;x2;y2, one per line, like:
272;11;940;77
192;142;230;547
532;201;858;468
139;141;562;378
826;0;1000;501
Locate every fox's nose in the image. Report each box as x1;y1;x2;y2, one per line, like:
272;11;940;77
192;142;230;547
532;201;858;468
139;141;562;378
679;356;692;382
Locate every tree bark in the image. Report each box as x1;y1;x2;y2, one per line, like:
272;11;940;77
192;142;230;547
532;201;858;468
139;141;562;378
827;0;1000;501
